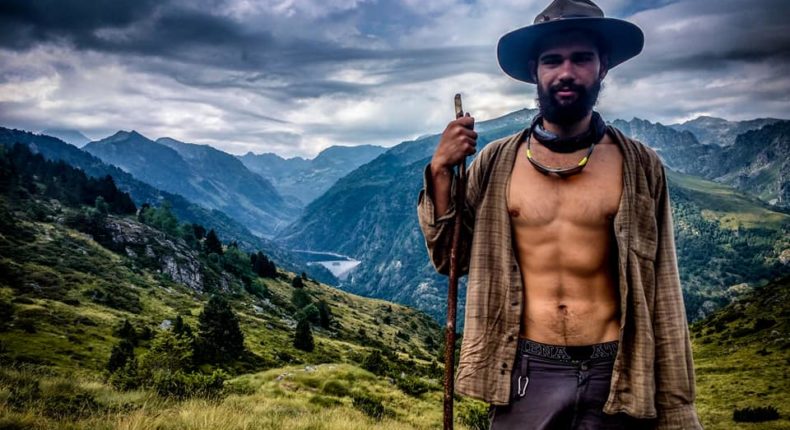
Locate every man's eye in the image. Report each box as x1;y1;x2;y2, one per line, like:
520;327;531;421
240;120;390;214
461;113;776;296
542;58;561;65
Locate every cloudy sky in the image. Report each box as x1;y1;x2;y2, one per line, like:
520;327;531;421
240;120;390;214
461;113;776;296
0;0;788;157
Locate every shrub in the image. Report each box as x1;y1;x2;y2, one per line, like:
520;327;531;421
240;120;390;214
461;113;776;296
352;393;385;420
753;318;776;331
138;330;194;376
0;298;13;331
321;379;349;397
245;279;270;299
108;359;140;391
85;285;142;314
395;375;431;397
151;369;225;400
107;339;135;374
17;318;36;333
733;406;780;423
42;391;101;419
362;350;388;375
309;395;341;407
294;319;314;352
296;303;320;324
292;288;311;309
460;402;491;430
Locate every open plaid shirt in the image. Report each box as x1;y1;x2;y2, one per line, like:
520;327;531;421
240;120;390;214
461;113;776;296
417;126;702;429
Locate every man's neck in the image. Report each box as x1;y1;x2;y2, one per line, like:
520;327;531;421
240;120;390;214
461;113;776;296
541;111;593;138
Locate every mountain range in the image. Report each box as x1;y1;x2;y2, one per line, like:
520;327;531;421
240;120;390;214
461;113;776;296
239;144;386;205
669;116;783;147
2;110;788;324
83;132;299;237
613;118;789;207
0;127;335;284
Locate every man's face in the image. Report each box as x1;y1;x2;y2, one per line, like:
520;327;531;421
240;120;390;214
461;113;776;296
534;32;606;126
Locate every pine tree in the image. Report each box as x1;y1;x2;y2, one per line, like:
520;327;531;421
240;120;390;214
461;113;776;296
192;224;206;240
172;314;193;339
204;229;224;256
317;300;332;329
195;296;244;363
292;288;311;310
116;319;137;345
292;276;304;289
108;339;135;374
293;319;314;352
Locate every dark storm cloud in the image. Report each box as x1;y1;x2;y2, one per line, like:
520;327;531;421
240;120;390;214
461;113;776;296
0;0;787;155
0;0;159;49
614;0;790;81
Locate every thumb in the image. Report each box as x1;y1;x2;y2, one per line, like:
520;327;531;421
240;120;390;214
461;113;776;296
465;112;475;129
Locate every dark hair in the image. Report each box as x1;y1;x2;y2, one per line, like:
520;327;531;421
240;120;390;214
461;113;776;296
534;28;609;61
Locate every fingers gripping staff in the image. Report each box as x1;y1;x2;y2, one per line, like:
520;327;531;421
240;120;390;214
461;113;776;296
444;93;470;430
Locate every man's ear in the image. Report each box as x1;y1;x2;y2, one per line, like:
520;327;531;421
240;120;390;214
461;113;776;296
528;60;538;82
598;55;609;80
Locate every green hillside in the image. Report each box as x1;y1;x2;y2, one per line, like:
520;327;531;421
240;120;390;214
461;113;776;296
1;135;788;429
666;170;789;320
691;275;790;430
0;144;489;429
668;170;787;229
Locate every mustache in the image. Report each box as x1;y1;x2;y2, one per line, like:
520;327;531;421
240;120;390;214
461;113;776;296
549;82;586;94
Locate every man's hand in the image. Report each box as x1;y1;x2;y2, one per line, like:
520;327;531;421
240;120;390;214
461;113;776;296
429;114;477;218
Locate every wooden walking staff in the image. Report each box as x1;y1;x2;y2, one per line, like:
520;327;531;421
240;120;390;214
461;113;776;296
444;93;468;430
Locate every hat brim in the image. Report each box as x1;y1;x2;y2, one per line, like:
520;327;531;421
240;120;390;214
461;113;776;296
497;17;644;84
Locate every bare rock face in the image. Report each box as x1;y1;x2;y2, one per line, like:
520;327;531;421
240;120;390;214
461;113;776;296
104;216;204;292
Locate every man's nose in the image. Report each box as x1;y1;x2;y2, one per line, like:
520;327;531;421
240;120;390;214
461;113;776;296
558;59;576;80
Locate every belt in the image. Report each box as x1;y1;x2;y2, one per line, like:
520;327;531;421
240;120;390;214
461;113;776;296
517;338;618;362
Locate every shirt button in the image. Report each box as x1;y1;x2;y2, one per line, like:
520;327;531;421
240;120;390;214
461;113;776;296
512;265;518;272
511;301;519;306
502;362;508;369
507;335;515;342
501;369;506;375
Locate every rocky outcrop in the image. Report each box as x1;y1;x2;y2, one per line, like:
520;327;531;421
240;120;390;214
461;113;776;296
104;216;204;292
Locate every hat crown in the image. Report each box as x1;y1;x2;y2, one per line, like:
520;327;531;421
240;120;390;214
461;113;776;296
534;0;604;24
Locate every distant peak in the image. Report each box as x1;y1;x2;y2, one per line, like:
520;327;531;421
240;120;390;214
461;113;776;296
97;129;152;144
683;115;728;125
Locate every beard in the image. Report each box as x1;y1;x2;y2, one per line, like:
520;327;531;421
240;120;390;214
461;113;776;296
537;78;602;126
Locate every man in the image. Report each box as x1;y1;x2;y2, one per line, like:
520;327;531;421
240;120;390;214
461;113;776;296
417;0;702;429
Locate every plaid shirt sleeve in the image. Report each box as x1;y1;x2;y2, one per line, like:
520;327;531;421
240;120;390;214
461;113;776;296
417;145;492;277
652;162;703;430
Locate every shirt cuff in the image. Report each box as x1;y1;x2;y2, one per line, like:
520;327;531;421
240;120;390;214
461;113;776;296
656;404;702;430
418;162;456;227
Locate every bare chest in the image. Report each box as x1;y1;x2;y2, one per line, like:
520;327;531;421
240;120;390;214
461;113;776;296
507;137;624;228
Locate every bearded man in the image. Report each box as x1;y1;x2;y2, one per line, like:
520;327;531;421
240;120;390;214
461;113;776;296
417;0;702;429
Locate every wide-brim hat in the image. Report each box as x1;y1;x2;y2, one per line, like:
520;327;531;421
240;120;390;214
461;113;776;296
497;0;644;84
